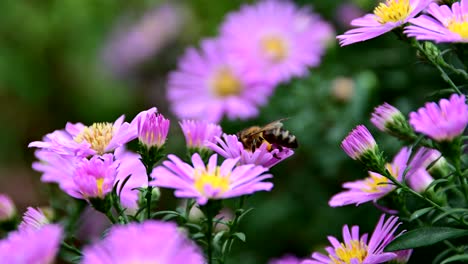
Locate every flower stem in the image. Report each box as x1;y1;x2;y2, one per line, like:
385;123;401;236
61;242;82;256
106;211;117;224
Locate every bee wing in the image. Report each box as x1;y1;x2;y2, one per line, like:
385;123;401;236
240;119;286;137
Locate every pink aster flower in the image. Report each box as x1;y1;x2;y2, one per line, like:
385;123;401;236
0;194;16;221
409;94;468;141
167;39;274;122
32;148;147;213
179;120;223;149
0;224;62;264
341;125;378;160
81;220;204;264
220;0;334;83
207;134;294;169
405;0;468;43
329;147;411;207
337;0;432;46
303;214;403;264
18;207;50;231
406;147;440;192
28;114;136;157
371;103;405;132
131;107;170;148
71;154;119;200
151;153;273;205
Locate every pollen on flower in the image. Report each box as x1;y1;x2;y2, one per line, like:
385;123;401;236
194;167;230;196
362;164;396;193
95;178;105;197
211;68;243;97
448;20;468;38
74;123;114;155
373;0;411;24
331;240;368;264
260;35;288;62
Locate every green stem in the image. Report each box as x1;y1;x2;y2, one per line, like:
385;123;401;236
61;242;82;256
105;211;117;224
207;212;214;264
146;185;153;219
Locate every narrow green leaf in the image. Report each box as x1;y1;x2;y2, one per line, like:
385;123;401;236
441;254;468;264
409;207;433;222
232;232;246;242
426;178;448;190
385;227;468;251
432;208;468;224
213;230;227;249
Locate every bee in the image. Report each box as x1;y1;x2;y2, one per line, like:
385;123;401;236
236;119;298;155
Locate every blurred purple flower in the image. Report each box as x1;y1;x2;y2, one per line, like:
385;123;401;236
167;39;274;122
405;0;468;43
0;224;62;264
220;0;334;83
337;0;432;46
151;153;273;205
131;107;170;148
406;148;440;192
409;94;468;141
81;221;204;264
207;134;294;168
303;215;403;264
335;3;365;29
269;254;302;264
179;120;222;149
0;194;16;221
102;4;187;75
28;115;135;157
19;207;49;231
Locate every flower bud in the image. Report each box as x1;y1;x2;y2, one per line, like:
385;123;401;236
0;194;16;222
134;108;170;149
371;103;415;140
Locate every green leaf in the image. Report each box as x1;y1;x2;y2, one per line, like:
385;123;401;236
232;232;246;242
432;208;468;224
213;230;227;249
385;227;468;251
409;207;433;222
426;178;449;190
441;254;468;264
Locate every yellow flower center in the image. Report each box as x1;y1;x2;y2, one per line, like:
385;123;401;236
194;167;230;196
374;0;411;24
260;35;288;62
211;68;243;97
362;164;396;193
331;240;368;264
74;123;114;155
448;19;468;38
96;178;105;197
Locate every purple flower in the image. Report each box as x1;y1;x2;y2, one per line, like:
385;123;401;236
406;148;440;192
371;103;405;132
179;120;222;149
409;94;468;141
0;194;15;221
0;224;62;264
131;107;170;148
102;3;187;74
151;153;273;205
341;125;378;160
335;3;365;29
72;154;119;200
32;148;147;213
337;0;432;46
167;39;274;122
81;220;204;264
29;115;136;157
220;0;334;83
405;0;468;43
19;207;50;231
207;134;294;169
303;215;403;264
329;147;411;207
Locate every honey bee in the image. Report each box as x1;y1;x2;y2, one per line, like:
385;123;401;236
236;119;298;155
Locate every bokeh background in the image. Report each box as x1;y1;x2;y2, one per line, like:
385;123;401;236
0;0;448;263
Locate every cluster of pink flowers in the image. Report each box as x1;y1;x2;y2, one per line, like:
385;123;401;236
338;0;468;45
167;0;334;122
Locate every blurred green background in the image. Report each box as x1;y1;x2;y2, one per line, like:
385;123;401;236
0;0;449;263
